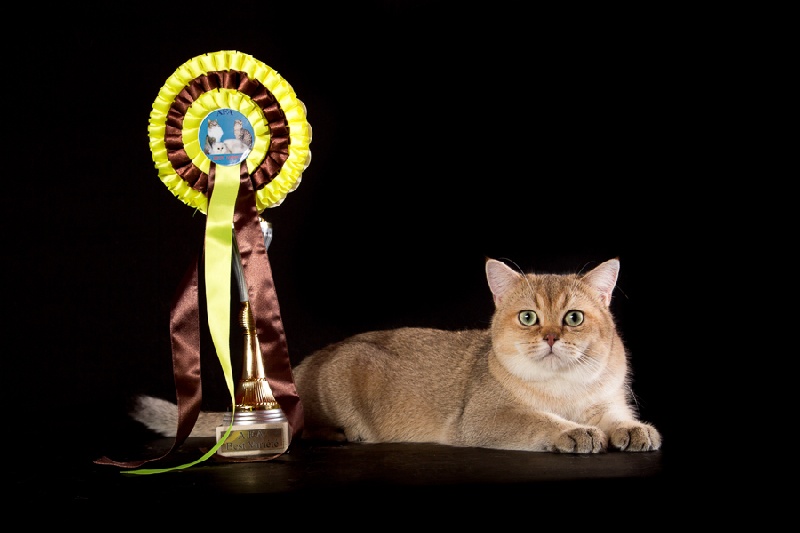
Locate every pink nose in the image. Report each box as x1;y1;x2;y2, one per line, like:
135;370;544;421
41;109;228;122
545;334;557;347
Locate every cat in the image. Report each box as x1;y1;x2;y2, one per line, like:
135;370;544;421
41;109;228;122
222;138;250;155
207;119;224;141
204;119;225;154
132;257;661;453
233;119;253;148
208;139;250;156
210;141;230;154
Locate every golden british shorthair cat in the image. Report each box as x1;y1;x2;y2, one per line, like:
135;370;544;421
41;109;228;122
133;257;661;453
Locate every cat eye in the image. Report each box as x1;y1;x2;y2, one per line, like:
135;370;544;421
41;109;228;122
564;311;584;327
518;310;538;326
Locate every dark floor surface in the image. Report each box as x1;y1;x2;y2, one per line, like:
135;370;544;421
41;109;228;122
15;416;683;511
54;438;667;501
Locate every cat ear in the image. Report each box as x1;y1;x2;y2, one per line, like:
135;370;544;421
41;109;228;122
485;259;522;305
581;258;620;307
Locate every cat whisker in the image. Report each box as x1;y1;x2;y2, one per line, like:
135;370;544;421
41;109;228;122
569;350;604;376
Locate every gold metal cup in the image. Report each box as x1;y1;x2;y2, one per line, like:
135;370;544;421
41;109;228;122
234;301;280;411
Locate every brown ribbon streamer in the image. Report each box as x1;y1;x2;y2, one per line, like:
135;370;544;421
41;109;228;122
93;257;202;468
232;163;305;439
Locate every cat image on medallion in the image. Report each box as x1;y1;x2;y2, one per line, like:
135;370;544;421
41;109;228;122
204;119;225;154
209;142;229;154
208;139;250;158
233;119;253;149
132;258;662;454
222;138;250;155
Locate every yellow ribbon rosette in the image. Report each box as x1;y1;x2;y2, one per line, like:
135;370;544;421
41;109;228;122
149;50;311;213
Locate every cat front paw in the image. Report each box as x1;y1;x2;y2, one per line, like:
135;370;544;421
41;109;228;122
609;423;662;452
553;427;607;453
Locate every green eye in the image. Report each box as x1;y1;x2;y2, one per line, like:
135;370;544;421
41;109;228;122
519;310;538;326
564;310;584;326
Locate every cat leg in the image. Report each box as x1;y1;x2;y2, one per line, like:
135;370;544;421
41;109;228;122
607;421;662;452
552;426;608;453
593;407;662;451
460;405;608;453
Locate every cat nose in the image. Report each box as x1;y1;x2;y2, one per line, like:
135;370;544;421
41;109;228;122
544;333;558;347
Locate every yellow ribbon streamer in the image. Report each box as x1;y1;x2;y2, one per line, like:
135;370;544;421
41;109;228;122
203;163;240;404
124;164;240;475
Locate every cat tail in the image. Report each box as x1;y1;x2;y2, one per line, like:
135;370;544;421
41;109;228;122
130;395;222;438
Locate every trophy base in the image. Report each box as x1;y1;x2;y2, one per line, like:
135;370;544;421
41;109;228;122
215;408;289;457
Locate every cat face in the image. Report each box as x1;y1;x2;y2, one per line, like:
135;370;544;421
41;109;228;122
211;142;229;154
486;260;620;382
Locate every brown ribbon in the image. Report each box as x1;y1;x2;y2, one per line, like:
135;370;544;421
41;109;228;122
94;161;303;468
232;164;304;438
93;257;202;468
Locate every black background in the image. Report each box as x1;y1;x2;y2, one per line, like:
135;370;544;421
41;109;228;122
10;2;692;451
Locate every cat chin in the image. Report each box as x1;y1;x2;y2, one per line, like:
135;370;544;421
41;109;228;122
492;353;544;382
495;351;579;382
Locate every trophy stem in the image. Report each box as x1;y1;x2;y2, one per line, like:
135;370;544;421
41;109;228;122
215;218;289;458
233;301;280;411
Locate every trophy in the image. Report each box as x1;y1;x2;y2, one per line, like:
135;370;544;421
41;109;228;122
215;219;289;457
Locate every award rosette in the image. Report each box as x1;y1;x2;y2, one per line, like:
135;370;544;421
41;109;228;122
95;50;311;473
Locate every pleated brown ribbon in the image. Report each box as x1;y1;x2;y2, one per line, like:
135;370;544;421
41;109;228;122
94;162;303;469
